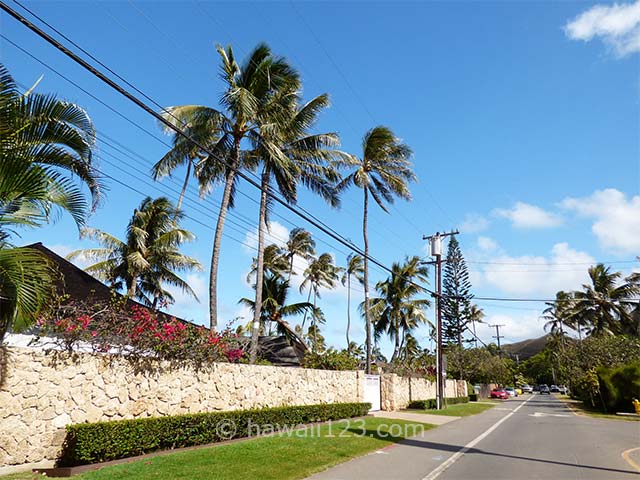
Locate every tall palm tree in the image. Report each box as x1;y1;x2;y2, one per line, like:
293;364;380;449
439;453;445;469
467;304;485;348
568;264;639;336
246;243;288;282
247;88;344;362
69;197;201;308
300;253;343;325
542;291;574;335
341;253;364;351
370;256;430;362
283;228;316;280
0;64;99;339
336;126;415;372
158;43;299;331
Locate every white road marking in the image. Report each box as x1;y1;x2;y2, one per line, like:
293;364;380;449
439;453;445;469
529;412;570;418
421;395;535;480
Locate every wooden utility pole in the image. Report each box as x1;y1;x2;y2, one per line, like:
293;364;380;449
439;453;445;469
490;324;505;357
423;230;458;410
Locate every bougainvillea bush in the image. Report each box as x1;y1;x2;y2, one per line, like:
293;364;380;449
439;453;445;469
34;296;245;368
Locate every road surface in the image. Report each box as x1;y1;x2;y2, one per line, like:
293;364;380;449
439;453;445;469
307;394;640;479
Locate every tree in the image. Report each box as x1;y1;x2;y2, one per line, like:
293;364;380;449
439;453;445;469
0;64;99;339
239;273;316;342
341;253;364;351
369;255;430;362
246;244;288;282
70;197;201;308
467;304;485;348
300;253;343;350
336;126;415;373
542;291;575;337
567;264;639;336
247;87;343;362
159;43;299;331
283;228;316;281
441;236;473;347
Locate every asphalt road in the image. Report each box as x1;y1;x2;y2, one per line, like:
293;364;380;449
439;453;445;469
307;394;640;480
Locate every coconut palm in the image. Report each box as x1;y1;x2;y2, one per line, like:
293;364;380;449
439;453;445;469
239;273;317;344
283;228;316;280
69;197;201;308
246;243;288;282
568;264;639;336
467;304;485;348
341;253;364;351
336;126;415;372
247;88;344;362
370;256;430;363
542;291;574;335
158;43;299;331
0;64;99;339
300;253;343;333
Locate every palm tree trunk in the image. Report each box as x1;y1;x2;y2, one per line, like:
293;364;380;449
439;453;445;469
472;320;478;348
249;169;269;363
363;187;372;374
301;287;313;330
311;290;317;352
209;138;240;332
392;316;400;362
176;159;192;212
288;256;294;282
346;274;351;352
127;276;138;298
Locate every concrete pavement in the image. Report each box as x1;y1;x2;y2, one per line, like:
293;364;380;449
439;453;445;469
306;394;640;480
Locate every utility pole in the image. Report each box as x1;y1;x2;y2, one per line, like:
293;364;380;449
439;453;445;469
490;324;505;357
423;230;459;410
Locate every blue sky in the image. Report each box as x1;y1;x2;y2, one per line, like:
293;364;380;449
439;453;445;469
2;0;639;355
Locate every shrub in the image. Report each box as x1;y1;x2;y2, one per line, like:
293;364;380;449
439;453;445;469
58;402;371;466
469;393;478;402
597;362;640;413
302;348;359;371
407;396;469;410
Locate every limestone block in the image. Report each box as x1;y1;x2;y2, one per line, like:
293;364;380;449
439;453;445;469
51;412;71;429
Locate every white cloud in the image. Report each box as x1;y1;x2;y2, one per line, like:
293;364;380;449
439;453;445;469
493;202;563;229
480;242;595;296
459;214;489;234
561;188;640;254
565;0;640;57
242;221;290;253
481;313;546;344
477;236;498;252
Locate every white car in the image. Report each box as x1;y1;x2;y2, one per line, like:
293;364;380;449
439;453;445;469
521;385;533;394
504;387;518;397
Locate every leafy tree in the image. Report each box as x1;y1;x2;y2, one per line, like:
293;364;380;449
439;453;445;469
248;86;343;363
70;197;201;308
336;126;415;373
0;64;99;339
370;256;430;362
158;43;299;331
447;346;515;385
441;236;473;347
341;253;364;351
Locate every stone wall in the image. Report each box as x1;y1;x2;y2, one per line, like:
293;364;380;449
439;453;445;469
0;347;364;467
380;374;468;411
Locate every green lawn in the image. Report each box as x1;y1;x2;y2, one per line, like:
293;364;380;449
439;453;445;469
1;417;433;480
556;395;640;422
407;402;495;417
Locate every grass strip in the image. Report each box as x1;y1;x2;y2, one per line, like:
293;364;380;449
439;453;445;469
407;402;495;417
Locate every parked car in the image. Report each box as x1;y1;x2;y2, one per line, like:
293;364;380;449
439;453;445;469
558;385;569;394
550;385;560;393
522;385;533;394
490;388;509;399
504;387;518;397
539;384;550;394
533;384;540;392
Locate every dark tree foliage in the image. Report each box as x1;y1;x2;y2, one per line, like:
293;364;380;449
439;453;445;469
442;236;473;346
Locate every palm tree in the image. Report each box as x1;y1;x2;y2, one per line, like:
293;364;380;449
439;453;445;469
467;304;485;348
247;88;344;362
0;64;99;339
300;252;343;329
542;291;574;335
568;264;639;336
159;43;299;331
341;253;364;351
370;256;430;362
246;243;289;282
69;197;201;308
336;126;415;372
239;273;316;344
283;228;316;281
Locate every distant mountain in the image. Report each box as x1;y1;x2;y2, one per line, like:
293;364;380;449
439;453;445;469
501;335;551;360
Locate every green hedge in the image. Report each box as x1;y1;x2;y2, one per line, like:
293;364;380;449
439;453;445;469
59;402;371;466
469;393;478;402
598;361;640;413
407;396;469;410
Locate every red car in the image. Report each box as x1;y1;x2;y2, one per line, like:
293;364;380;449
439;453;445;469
490;388;509;399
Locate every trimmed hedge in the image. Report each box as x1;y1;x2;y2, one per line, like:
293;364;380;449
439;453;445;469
59;402;371;466
407;396;469;410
